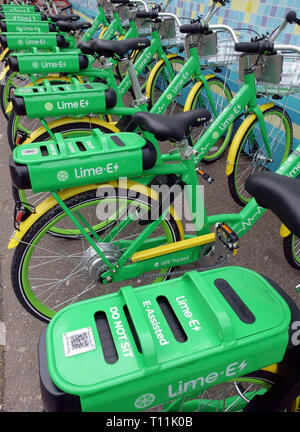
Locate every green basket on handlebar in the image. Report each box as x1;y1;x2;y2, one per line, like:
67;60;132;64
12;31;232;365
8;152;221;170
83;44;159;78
38;267;291;412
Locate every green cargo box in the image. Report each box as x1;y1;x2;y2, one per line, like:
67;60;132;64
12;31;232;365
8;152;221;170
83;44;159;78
0;20;56;33
38;267;291;412
12;79;116;119
0;11;47;21
10;129;157;192
0;4;39;13
8;48;89;74
0;32;69;50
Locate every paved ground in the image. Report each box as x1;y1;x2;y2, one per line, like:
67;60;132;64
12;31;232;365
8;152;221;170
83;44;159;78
0;110;299;412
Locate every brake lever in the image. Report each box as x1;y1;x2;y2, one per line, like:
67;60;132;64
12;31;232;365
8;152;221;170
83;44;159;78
190;15;202;24
251;33;269;43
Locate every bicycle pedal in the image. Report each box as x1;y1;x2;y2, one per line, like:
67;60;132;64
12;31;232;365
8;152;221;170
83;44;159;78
216;223;239;252
196;167;214;184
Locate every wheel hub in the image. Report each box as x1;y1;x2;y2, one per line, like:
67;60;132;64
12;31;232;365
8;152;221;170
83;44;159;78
252;149;268;166
80;242;120;283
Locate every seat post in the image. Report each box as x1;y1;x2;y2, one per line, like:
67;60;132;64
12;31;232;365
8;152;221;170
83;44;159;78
123;58;148;106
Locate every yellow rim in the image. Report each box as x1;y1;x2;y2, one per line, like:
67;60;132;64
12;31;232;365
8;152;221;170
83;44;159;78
226;103;275;176
183;75;215;111
98;26;108;39
23;116;119;145
145;53;182;99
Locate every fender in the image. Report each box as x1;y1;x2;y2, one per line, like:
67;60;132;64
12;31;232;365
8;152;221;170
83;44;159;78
0;64;9;81
22;115;119;145
0;47;9;62
145;54;184;99
98;26;108;39
226;103;275;176
183;75;215;111
280;223;291;238
8;180;184;249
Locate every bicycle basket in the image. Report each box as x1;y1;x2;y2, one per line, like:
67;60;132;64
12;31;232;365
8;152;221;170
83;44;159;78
186;31;218;58
159;17;183;48
135;14;153;36
186;31;238;68
239;53;283;85
255;53;300;97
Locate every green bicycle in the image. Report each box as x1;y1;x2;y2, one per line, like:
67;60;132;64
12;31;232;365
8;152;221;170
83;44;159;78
7;85;300;322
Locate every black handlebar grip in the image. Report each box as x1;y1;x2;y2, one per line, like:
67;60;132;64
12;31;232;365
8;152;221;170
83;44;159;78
285;10;297;24
235;41;274;54
110;0;130;4
180;23;203;34
235;42;260;53
213;0;230;5
136;11;159;19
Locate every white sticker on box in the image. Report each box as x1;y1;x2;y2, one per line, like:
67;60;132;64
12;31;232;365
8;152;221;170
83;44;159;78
21;148;38;156
63;326;96;357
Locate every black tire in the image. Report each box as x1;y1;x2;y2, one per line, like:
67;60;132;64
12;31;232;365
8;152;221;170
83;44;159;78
184;75;233;162
147;55;186;114
228;106;293;207
283;234;300;270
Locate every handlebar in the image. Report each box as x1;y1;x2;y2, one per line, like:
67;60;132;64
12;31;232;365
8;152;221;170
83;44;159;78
179;23;239;45
235;41;274;54
180;23;205;34
234;42;300;58
269;10;300;43
235;11;300;55
136;10;158;19
274;44;300;56
110;0;149;11
110;0;130;3
136;10;182;28
204;0;230;25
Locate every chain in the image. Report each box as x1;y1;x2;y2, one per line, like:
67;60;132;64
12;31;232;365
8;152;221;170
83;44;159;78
136;244;232;281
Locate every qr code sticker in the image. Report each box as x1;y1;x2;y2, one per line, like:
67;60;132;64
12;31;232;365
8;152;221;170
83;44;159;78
63;327;96;358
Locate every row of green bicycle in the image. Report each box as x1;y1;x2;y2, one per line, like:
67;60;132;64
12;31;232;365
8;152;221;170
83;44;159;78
1;0;300;285
0;0;298;319
2;0;300;413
